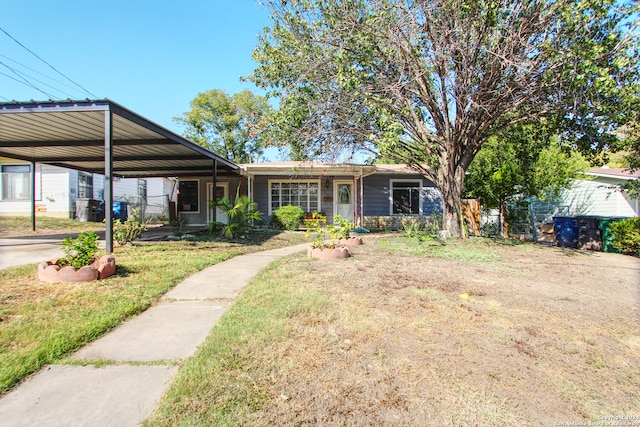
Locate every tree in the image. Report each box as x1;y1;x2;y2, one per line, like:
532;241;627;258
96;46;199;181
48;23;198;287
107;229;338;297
175;89;271;163
464;122;588;237
250;0;639;236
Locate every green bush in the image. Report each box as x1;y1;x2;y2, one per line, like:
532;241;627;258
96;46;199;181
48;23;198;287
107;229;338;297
113;207;149;245
271;205;305;230
610;217;640;256
209;195;262;238
60;231;99;269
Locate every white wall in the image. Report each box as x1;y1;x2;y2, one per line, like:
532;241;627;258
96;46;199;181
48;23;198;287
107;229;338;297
561;178;639;217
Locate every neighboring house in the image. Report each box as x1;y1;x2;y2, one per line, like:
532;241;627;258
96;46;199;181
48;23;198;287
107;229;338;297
0;157;175;220
176;162;443;229
559;167;639;217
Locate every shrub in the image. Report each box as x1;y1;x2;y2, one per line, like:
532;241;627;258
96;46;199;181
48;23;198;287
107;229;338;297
209;195;262;238
331;214;355;240
113;207;149;245
60;231;99;269
610;217;640;256
305;211;334;249
271;205;305;230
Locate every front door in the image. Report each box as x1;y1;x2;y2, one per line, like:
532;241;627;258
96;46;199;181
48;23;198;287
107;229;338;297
207;182;229;224
333;181;354;222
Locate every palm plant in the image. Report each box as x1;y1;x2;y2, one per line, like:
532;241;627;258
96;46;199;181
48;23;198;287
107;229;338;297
208;193;262;238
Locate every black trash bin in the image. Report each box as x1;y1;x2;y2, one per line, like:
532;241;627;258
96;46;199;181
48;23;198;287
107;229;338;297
553;216;578;248
576;215;602;251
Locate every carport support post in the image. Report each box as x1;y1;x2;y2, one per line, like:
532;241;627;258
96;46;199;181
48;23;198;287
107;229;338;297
30;161;36;231
104;110;114;254
212;160;217;222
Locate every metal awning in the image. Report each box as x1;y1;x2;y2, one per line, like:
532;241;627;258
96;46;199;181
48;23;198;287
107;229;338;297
0;99;238;253
0;99;237;177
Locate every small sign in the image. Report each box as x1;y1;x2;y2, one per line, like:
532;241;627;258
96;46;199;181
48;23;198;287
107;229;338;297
323;197;333;203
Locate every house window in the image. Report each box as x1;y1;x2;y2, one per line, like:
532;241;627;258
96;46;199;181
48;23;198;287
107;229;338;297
391;180;422;215
269;180;320;214
178;180;199;212
78;173;93;198
138;179;147;202
1;164;31;201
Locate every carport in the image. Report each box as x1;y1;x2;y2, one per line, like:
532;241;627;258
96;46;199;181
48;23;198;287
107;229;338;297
0;99;238;253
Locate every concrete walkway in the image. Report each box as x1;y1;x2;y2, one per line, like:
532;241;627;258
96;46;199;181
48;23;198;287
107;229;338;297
0;243;308;427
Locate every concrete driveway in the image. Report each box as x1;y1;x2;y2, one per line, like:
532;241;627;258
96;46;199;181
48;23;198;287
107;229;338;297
0;235;69;270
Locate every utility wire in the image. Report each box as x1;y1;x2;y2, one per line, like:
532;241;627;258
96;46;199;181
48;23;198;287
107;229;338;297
0;26;98;99
0;60;79;99
0;69;57;99
0;54;83;93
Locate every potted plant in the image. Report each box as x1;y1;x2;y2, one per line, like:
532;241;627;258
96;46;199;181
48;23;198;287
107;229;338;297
38;231;116;283
331;215;363;246
306;211;350;260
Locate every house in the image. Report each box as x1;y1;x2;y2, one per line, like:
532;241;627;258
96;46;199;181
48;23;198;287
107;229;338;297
176;161;443;229
0;157;175;220
558;167;639;217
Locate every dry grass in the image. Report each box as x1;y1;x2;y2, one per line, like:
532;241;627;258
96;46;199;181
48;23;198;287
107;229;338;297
148;236;640;426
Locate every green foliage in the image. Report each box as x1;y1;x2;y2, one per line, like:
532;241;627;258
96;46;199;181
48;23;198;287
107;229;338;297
113;208;149;246
610;218;640;256
330;214;355;240
271;205;305;230
209;195;263;239
174;89;271;163
304;211;334;249
250;0;639;236
60;231;99;269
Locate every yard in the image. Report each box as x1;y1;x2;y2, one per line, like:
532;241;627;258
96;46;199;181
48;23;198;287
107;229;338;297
147;236;640;426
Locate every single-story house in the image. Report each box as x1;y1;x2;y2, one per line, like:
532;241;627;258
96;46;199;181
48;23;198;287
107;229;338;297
0;157;175;220
559;167;639;217
175;161;443;229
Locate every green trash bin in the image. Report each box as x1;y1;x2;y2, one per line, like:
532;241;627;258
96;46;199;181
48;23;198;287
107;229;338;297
599;217;625;253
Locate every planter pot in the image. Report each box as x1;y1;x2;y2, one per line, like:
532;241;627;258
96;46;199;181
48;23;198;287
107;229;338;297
336;237;363;246
307;246;351;260
38;255;116;283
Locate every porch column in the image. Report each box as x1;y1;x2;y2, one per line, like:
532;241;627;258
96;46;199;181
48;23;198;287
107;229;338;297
212;159;217;222
359;170;364;226
30;161;36;231
104;109;113;254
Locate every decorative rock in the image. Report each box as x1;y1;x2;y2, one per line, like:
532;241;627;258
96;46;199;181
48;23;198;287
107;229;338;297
307;246;351;260
37;256;116;283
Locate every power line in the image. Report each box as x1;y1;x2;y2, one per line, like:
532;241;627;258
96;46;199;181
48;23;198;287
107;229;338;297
0;69;57;99
0;26;98;99
0;60;78;99
0;54;83;93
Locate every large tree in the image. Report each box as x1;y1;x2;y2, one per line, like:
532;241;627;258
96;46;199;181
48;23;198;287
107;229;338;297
250;0;639;236
175;89;271;163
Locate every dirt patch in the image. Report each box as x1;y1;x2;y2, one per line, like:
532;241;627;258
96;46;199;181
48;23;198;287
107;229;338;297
250;238;640;426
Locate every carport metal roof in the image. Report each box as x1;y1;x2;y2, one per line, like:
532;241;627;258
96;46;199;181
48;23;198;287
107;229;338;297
0;99;238;253
0;99;238;177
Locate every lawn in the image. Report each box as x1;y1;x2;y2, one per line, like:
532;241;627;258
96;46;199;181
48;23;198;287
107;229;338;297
0;216;105;237
0;228;307;393
146;236;640;426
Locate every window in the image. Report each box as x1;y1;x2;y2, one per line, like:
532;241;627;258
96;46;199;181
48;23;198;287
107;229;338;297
178;180;199;212
138;179;147;202
78;173;93;198
269;180;320;214
391;180;421;215
1;164;31;201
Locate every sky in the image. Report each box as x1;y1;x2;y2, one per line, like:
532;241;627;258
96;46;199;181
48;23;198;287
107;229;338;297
0;0;272;141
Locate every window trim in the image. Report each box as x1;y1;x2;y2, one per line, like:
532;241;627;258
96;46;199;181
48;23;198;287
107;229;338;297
77;172;94;199
268;179;321;215
177;179;200;214
389;179;423;215
0;163;32;201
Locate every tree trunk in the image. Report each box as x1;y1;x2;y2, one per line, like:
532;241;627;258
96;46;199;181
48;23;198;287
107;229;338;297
437;164;466;238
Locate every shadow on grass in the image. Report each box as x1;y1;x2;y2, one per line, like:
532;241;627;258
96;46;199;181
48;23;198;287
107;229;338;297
190;228;288;246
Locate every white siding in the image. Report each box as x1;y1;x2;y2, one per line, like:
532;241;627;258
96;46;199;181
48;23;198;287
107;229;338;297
561;178;639;217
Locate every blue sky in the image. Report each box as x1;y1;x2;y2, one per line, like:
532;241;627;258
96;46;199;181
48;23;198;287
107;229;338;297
1;0;271;136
